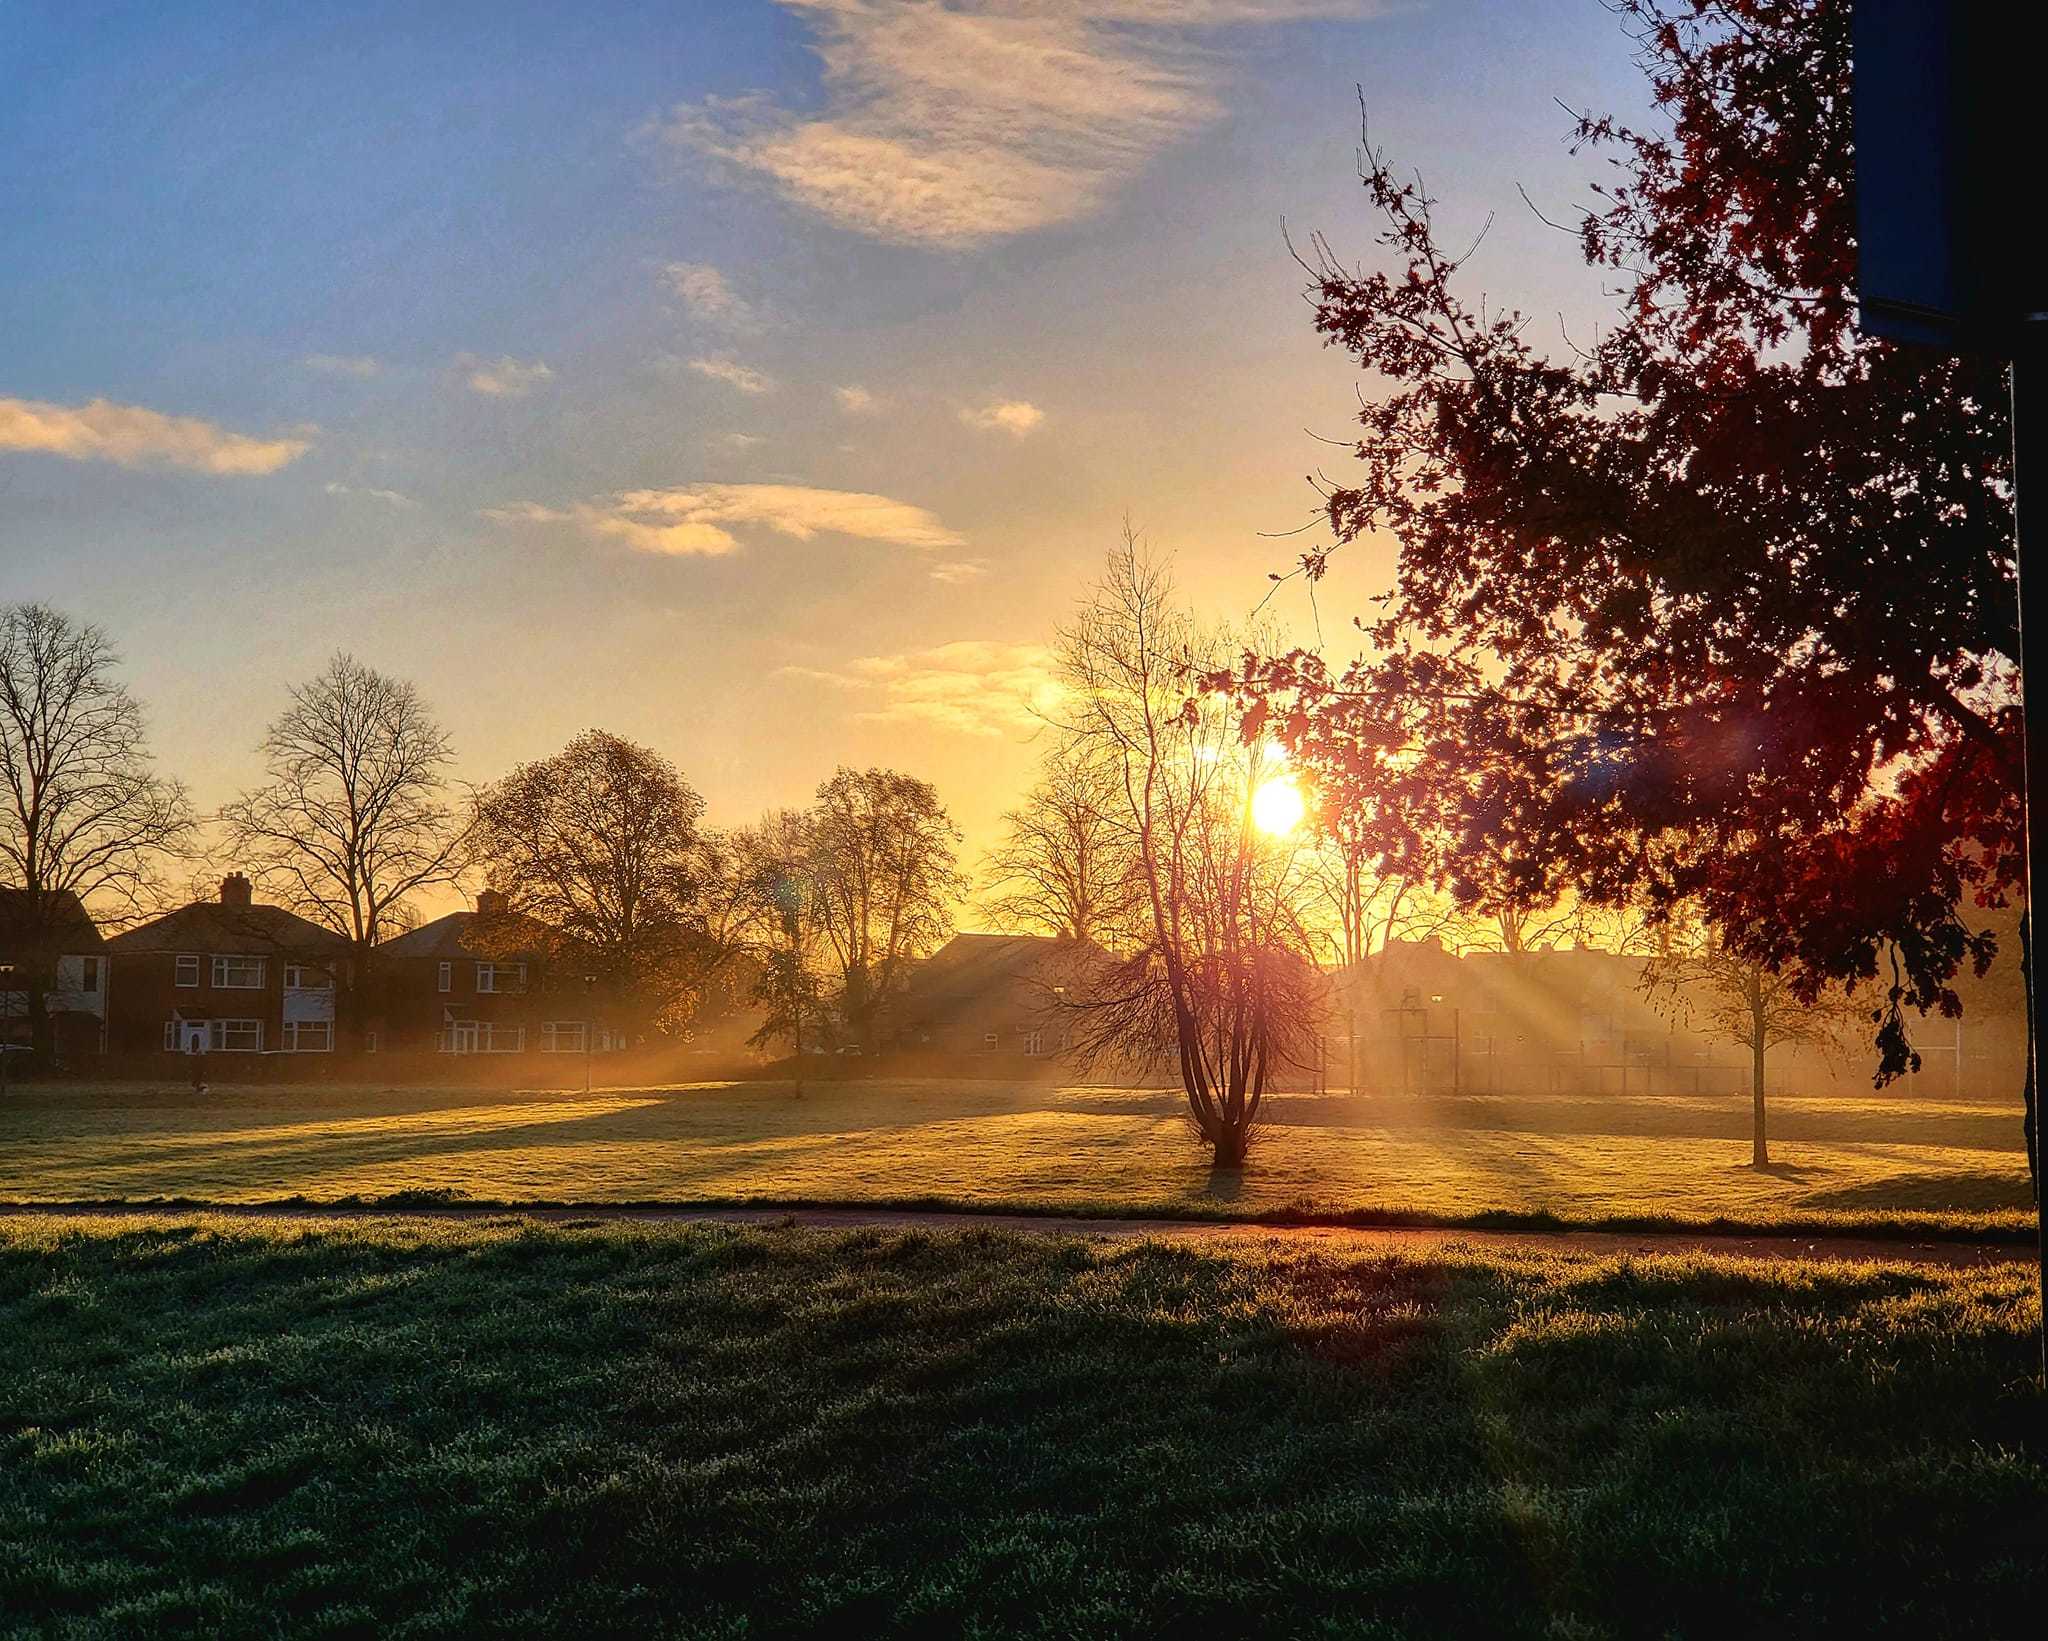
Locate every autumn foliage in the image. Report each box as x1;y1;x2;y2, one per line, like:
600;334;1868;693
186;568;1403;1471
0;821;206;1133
1233;0;2018;1081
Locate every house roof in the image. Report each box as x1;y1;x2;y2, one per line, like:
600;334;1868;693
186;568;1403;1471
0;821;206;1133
104;899;348;956
891;932;1104;1026
378;909;559;960
0;887;103;954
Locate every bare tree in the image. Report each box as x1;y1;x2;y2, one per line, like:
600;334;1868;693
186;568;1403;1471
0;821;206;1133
220;653;463;1048
979;742;1134;946
1055;535;1324;1166
1642;922;1862;1167
0;604;192;1057
468;730;721;1036
805;766;965;1050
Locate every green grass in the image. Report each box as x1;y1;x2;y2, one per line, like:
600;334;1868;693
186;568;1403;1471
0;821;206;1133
1;1078;2033;1237
1;1214;2041;1638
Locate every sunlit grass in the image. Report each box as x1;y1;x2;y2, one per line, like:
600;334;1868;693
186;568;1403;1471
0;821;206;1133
1;1213;2040;1637
0;1078;2032;1235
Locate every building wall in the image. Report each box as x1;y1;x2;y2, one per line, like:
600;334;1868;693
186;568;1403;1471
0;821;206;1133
375;954;611;1056
106;949;322;1056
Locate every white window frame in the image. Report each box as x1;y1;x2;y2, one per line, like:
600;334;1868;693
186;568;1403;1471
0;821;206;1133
982;1031;999;1050
1022;1029;1044;1056
79;956;101;994
281;1020;333;1053
540;1021;588;1053
476;961;527;995
437;960;452;993
174;954;200;988
283;963;332;990
209;1019;262;1053
211;954;266;990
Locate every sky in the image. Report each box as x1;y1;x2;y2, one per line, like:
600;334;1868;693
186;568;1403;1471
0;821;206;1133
1;0;1650;917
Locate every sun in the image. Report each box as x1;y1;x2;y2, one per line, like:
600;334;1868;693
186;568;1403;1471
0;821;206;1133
1251;777;1305;837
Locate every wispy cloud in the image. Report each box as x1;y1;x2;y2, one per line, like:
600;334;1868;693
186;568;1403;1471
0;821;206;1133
788;640;1061;736
486;482;965;558
0;395;310;475
302;353;382;378
929;559;989;585
717;431;768;451
961;398;1044;437
325;480;417;508
662;261;756;328
687;356;776;395
460;355;555;397
664;2;1375;247
835;384;882;416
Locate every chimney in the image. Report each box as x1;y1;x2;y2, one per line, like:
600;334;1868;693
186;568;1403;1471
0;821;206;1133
219;873;253;908
476;888;510;918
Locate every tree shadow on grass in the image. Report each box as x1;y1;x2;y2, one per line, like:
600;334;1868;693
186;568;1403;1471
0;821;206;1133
1792;1168;2035;1212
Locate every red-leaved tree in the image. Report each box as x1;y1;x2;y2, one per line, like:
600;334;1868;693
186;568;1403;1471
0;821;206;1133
1227;1;2026;1172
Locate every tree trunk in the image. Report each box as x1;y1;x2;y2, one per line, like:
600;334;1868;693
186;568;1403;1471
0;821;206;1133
1751;1034;1769;1168
2023;913;2039;1205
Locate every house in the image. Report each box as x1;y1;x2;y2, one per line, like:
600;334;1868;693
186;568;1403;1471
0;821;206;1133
103;874;347;1056
881;933;1101;1063
374;889;619;1057
0;887;108;1059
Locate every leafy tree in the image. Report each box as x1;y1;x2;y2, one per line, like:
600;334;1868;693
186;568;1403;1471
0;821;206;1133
1235;1;2018;1133
222;654;465;1048
0;604;192;1057
979;742;1135;947
804;767;964;1050
728;807;828;1067
468;730;720;1036
1642;923;1861;1167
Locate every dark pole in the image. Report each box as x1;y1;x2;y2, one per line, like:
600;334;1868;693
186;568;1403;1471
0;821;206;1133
2013;332;2048;1383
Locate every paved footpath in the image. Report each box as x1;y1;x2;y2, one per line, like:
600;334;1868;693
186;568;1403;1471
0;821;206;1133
0;1200;2034;1268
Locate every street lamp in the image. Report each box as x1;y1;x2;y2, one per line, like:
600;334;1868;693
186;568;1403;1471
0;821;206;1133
582;972;597;1096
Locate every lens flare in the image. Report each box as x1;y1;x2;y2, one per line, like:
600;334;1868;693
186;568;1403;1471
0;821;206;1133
1251;778;1305;837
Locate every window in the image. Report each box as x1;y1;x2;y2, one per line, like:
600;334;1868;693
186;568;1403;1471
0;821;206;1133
212;1019;262;1052
1022;1029;1044;1056
283;964;332;990
983;1031;999;1050
212;954;265;989
174;954;200;988
540;1022;587;1053
476;962;527;994
438;1021;524;1053
79;957;101;994
281;1020;332;1052
437;961;452;993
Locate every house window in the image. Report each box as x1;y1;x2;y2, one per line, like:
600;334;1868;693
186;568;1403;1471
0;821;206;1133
983;1031;999;1050
439;1021;524;1053
437;961;452;993
174;954;200;988
79;957;101;994
540;1022;587;1053
283;964;332;990
212;954;265;989
210;1019;262;1052
282;1020;333;1053
363;1031;378;1053
1022;1029;1044;1056
476;962;527;994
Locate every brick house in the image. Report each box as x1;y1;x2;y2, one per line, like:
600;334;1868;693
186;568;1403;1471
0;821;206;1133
103;874;347;1057
880;933;1103;1063
374;889;619;1057
0;887;108;1059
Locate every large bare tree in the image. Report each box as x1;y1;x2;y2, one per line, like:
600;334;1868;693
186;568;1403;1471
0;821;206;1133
729;807;828;1070
978;742;1134;947
0;604;192;1056
1055;537;1324;1166
468;730;720;1037
220;653;464;1047
805;766;964;1050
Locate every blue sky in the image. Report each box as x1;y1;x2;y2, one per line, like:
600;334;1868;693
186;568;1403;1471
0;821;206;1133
1;0;1647;889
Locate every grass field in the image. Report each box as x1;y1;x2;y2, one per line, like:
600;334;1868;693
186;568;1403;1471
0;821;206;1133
1;1077;2033;1235
2;1213;2041;1638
